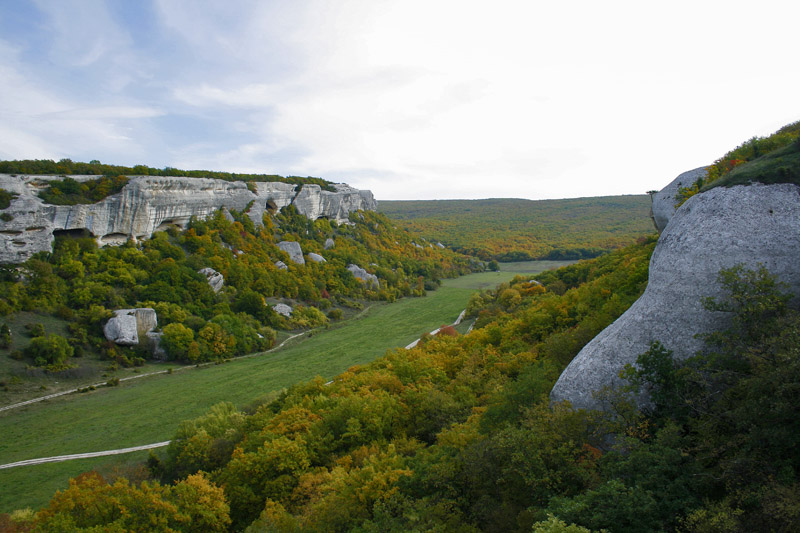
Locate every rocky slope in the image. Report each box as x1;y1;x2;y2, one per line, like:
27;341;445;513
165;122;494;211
551;180;800;411
0;175;376;263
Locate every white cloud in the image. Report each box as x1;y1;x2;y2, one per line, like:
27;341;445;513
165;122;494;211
1;0;798;199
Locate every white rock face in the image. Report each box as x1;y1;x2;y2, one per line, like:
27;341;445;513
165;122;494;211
0;174;377;263
347;264;380;289
274;260;288;271
551;183;800;411
651;167;707;233
324;238;335;250
273;303;293;317
292;184;378;223
103;308;158;346
199;267;224;293
278;241;305;265
308;252;326;263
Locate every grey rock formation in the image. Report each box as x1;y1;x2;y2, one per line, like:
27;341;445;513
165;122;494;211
292;184;376;222
651;167;707;233
103;308;158;346
308;252;326;263
199;267;224;293
347;264;380;289
278;241;305;265
324;238;335;250
273;303;293;317
551;183;800;411
0;174;376;263
274;260;288;271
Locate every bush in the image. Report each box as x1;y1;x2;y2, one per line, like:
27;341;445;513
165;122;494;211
25;323;45;338
26;334;74;368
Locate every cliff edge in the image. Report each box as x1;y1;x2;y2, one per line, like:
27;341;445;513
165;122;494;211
0;175;376;264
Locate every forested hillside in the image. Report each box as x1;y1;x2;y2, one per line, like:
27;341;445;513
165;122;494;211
17;236;800;532
12;237;655;530
379;195;653;261
0;205;472;404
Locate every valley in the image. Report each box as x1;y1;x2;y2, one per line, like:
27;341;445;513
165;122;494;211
0;261;568;512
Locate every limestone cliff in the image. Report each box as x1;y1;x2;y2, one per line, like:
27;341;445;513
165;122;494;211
551;181;800;411
0;175;377;263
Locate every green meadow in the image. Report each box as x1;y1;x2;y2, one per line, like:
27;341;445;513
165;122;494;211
0;262;570;512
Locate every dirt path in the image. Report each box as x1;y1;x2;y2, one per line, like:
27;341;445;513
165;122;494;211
404;309;466;349
0;441;172;470
0;304;451;471
0;332;307;414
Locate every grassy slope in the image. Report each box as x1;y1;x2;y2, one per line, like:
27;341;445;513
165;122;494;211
379;196;654;260
706;140;800;189
0;262;570;512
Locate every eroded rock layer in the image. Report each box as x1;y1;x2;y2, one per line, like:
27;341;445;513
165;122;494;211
0;175;376;263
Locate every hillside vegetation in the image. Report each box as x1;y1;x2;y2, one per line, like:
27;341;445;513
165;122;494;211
12;238;655;530
0;206;472;405
3;266;562;514
17;237;800;532
379;195;654;261
676;120;800;204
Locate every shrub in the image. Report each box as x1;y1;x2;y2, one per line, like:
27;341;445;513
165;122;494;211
26;334;74;368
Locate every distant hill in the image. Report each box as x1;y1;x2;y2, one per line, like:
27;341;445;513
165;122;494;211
379;195;655;261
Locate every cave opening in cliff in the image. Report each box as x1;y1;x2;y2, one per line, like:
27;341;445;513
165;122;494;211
53;228;94;241
265;199;278;213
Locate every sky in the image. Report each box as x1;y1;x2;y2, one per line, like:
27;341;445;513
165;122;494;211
0;1;798;201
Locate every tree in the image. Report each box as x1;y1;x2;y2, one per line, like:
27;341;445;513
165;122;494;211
161;323;195;361
26;334;73;368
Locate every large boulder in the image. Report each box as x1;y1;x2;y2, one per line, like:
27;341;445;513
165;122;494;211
651;167;707;233
273;303;293;317
347;264;380;289
198;267;224;293
278;241;305;265
551;183;800;411
103;308;158;346
308;252;326;263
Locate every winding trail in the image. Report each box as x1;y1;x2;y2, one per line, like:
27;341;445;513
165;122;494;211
0;332;306;414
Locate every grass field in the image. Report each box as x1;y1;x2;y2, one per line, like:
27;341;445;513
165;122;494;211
0;261;571;512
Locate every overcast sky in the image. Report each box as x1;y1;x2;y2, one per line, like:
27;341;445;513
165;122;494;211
0;1;797;201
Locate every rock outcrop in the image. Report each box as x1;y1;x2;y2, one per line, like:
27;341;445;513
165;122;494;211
651;167;707;233
551;182;800;411
308;253;326;263
273;303;293;317
347;264;380;289
0;175;377;264
199;267;224;293
278;241;305;265
103;308;158;346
